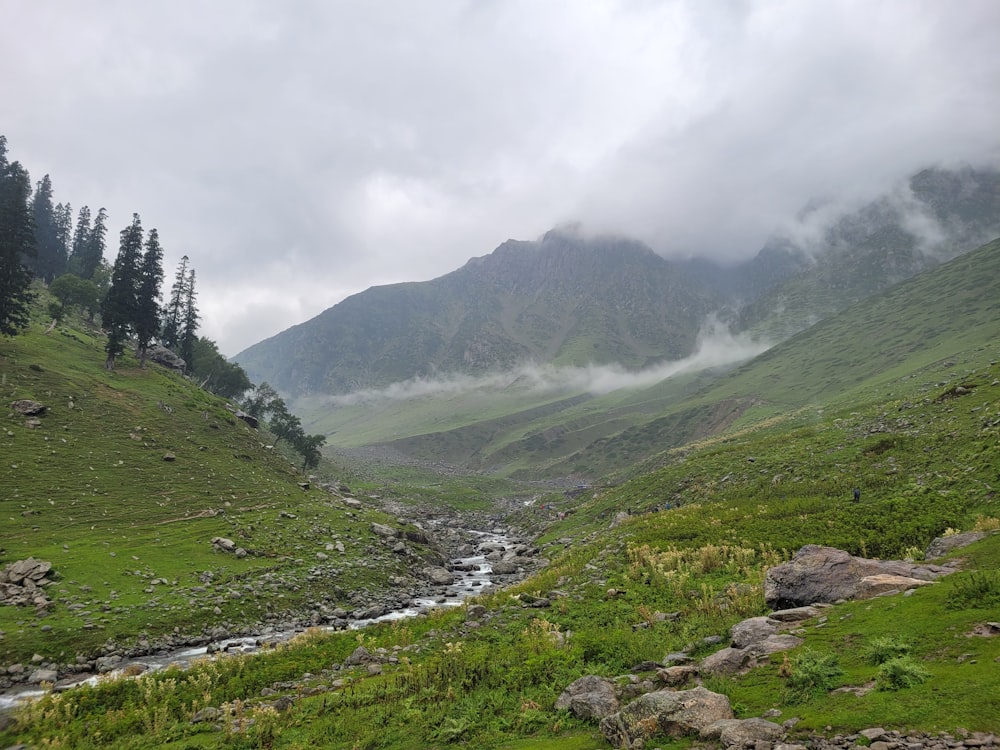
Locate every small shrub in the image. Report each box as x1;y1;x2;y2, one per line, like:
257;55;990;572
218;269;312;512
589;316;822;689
864;636;912;665
784;649;843;703
944;571;1000;610
876;656;931;691
973;515;1000;532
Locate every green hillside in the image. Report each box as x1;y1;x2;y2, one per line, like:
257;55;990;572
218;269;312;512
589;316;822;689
308;237;1000;481
0;306;445;668
5;278;999;748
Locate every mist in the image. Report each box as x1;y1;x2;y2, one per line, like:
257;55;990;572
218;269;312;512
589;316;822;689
324;316;771;408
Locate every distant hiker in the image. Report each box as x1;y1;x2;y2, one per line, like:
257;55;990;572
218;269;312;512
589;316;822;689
853;487;861;502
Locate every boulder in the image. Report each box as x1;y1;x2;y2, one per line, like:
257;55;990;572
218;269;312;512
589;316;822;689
600;686;733;748
422;566;453;586
745;634;804;657
700;647;756;676
702;717;785;747
730;616;778;648
554;675;619;720
147;344;186;372
211;537;237;552
925;531;988;559
371;523;397;539
10;400;46;416
857;573;934;598
768;606;821;622
764;545;953;608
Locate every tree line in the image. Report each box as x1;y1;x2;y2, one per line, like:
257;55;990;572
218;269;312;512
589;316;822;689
0;134;325;468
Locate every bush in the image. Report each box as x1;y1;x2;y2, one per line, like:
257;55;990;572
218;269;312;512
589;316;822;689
876;656;931;691
784;649;843;703
864;636;912;665
944;571;1000;610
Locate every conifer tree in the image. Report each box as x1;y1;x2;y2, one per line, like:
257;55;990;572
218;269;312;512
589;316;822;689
179;268;199;366
28;175;68;283
101;213;143;370
67;205;91;277
80;207;108;280
135;228;164;367
0;135;36;336
161;255;189;350
54;202;72;266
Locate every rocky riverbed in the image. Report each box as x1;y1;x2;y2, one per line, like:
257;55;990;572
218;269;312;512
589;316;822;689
0;505;548;710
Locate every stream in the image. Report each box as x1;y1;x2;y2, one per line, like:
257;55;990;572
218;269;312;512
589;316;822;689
0;530;506;712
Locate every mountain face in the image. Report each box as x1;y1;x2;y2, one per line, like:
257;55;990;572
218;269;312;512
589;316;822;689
235;230;720;396
236;165;1000;400
732;166;1000;337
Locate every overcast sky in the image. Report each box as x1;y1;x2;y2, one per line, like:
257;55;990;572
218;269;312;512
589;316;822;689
3;1;999;355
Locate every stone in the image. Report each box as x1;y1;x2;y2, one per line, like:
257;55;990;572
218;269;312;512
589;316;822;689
10;400;46;416
211;537;236;552
657;665;699;687
768;606;821;622
700;647;755;675
422;566;453;586
731;616;779;648
147;344;186;372
371;523;397;539
28;668;58;684
702;717;784;747
344;646;371;666
554;675;620;720
600;686;733;747
925;531;988;559
745;634;804;657
764;545;953;608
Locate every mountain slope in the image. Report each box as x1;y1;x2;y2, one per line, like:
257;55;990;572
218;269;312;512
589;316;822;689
343;235;1000;480
235;229;719;396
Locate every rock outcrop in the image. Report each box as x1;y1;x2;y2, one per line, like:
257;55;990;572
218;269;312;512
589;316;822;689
764;545;954;608
0;558;55;608
600;686;733;748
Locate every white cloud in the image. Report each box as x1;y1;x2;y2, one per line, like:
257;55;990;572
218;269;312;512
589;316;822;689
3;0;998;353
323;314;770;406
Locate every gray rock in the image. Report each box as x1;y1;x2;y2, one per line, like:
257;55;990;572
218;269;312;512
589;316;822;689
700;647;755;675
764;545;953;608
702;717;784;747
95;655;122;673
600;686;733;747
10;400;46;416
371;523;397;539
745;634;804;657
554;675;620;720
422;566;453;586
28;668;58;684
925;531;988;559
344;646;371;666
211;537;236;552
730;616;779;648
768;606;821;622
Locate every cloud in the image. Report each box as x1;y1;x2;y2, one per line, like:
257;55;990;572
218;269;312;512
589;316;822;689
323;314;771;406
3;1;998;354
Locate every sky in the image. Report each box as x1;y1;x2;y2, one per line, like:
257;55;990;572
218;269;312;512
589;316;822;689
3;1;999;356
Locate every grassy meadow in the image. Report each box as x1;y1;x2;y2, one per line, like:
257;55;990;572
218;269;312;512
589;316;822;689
3;305;999;747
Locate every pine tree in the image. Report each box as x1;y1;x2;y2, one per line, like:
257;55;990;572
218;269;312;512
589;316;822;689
179;268;199;367
135;228;164;367
54;202;72;267
67;205;92;277
80;207;108;280
101;213;143;370
161;255;189;350
0;135;36;336
29;175;66;283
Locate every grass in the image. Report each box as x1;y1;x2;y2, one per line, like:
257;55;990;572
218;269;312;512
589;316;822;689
3;245;1000;748
0;306;445;667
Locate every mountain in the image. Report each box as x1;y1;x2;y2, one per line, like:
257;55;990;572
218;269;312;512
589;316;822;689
235;229;720;396
734;165;1000;338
